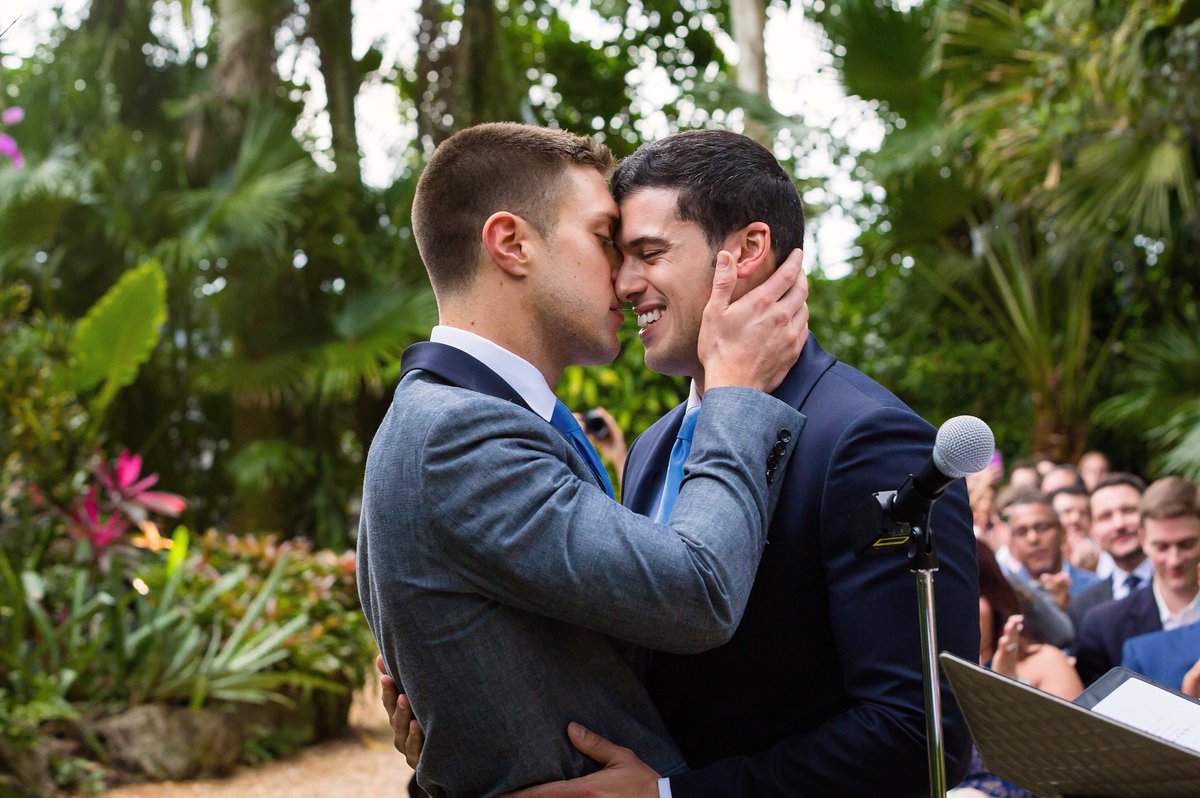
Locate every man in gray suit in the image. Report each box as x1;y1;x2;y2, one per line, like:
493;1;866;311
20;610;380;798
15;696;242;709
357;123;809;796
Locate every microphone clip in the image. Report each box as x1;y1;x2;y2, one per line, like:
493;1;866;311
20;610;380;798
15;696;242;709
849;480;939;572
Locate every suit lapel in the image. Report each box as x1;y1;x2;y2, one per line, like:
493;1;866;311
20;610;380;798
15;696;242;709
402;342;614;494
401;342;533;412
1134;586;1163;632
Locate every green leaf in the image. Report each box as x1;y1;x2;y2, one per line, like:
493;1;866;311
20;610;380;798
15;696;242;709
166;526;190;577
70;260;167;412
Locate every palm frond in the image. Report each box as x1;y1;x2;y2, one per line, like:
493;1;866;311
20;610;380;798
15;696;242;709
1095;323;1200;478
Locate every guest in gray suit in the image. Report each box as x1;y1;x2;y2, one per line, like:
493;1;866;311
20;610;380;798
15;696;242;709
357;123;809;797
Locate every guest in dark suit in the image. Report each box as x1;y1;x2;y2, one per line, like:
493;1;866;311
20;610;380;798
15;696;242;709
1068;474;1152;632
1074;476;1200;686
358;123;810;796
508;130;979;797
1073;586;1161;685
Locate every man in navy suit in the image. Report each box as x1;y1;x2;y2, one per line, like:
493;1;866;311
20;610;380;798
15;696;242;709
385;131;979;796
1075;476;1200;686
1068;474;1153;631
503;131;979;796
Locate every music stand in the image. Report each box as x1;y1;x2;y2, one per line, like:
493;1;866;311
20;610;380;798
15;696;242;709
940;653;1200;797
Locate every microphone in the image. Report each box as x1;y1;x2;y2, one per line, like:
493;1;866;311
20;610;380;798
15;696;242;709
888;416;995;526
850;415;994;557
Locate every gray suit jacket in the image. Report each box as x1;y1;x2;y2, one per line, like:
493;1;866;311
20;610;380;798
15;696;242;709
358;351;803;797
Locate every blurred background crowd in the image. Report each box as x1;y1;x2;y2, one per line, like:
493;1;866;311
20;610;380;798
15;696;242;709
954;454;1200;797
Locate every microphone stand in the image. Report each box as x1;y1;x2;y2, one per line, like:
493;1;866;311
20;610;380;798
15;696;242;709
849;492;946;798
910;516;946;798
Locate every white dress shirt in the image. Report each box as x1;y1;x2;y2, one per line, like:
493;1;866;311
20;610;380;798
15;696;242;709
1153;583;1200;631
429;325;556;421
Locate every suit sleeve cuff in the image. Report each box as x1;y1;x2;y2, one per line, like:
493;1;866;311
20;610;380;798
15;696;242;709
658;777;673;798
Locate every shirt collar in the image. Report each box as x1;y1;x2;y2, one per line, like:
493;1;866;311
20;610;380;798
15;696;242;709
430;325;557;422
685;380;701;412
1111;558;1155;591
1152;582;1200;631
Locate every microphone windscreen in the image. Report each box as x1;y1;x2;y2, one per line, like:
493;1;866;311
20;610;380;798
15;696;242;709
932;416;995;478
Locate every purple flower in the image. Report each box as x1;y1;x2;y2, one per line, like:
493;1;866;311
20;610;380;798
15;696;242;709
1;106;24;126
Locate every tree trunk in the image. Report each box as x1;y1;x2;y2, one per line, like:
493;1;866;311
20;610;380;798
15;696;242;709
308;0;362;181
729;0;770;144
413;0;445;143
194;0;291;535
730;0;767;98
186;0;285;180
457;0;504;125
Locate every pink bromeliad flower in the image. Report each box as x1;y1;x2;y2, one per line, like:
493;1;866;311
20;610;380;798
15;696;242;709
71;485;128;552
95;449;188;523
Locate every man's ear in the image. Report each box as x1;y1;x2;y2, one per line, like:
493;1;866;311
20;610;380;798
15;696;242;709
481;211;535;278
726;222;772;279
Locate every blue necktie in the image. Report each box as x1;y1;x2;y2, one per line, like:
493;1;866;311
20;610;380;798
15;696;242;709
653;407;700;523
550;401;614;498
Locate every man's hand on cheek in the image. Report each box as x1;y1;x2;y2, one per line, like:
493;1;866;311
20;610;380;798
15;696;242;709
699;247;808;394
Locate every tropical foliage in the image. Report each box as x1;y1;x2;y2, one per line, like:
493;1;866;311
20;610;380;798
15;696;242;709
813;0;1199;463
0;252;372;795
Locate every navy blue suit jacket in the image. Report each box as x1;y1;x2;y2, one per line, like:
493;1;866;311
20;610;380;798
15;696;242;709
1121;621;1200;690
1075;586;1163;686
623;337;980;797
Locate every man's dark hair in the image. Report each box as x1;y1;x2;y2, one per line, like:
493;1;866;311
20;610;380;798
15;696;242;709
1048;485;1090;503
1001;490;1057;521
1043;463;1084;487
1093;472;1147;496
412;123;613;295
609;129;804;263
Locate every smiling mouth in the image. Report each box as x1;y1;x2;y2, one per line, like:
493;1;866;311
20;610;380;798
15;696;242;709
637;308;663;333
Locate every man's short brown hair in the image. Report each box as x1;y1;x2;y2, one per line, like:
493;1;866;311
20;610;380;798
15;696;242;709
1141;476;1200;521
411;123;613;295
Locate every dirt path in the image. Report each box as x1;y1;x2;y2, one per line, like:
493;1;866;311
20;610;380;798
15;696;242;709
100;684;413;797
